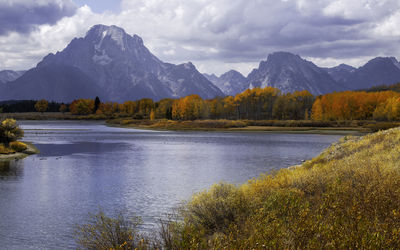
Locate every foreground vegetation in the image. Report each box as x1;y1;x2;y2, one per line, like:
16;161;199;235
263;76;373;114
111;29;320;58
0;119;38;159
166;127;400;248
75;127;400;249
0;118;24;154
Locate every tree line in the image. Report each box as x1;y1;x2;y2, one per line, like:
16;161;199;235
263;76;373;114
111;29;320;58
2;84;400;121
0;100;62;113
67;87;400;121
64;88;315;121
311;91;400;121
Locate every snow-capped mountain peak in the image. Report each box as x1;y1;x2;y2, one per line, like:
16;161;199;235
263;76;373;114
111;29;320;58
87;24;127;51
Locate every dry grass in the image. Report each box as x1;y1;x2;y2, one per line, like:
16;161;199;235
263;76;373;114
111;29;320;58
160;127;400;249
74;211;151;249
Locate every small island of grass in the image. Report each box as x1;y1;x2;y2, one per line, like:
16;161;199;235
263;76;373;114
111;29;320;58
0;119;39;161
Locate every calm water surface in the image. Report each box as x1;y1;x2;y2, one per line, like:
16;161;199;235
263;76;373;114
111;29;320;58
0;121;342;249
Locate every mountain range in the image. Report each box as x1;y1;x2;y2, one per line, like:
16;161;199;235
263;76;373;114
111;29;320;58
205;52;400;96
1;24;400;102
0;25;222;102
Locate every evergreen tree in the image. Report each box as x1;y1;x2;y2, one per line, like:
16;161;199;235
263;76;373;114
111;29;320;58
94;96;101;113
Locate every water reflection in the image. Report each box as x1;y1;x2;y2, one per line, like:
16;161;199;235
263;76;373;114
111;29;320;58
0;161;22;178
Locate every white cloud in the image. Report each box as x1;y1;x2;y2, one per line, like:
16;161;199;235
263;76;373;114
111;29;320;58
373;9;400;37
1;0;400;75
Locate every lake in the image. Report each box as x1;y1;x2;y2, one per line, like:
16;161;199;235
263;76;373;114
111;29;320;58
0;121;342;249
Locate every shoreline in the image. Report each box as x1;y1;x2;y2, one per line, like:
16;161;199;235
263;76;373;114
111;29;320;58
107;122;369;135
0;142;40;161
1;112;396;135
0;112;106;121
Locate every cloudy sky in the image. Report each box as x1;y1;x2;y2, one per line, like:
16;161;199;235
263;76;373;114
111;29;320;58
0;0;399;76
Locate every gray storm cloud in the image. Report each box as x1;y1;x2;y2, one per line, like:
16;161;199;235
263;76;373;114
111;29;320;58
0;0;77;35
1;0;400;75
118;0;400;70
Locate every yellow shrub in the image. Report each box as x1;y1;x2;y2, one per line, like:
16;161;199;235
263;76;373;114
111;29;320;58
0;144;14;154
9;141;27;152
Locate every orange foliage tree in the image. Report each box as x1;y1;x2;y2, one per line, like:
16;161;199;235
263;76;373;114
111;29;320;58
311;91;400;121
69;99;95;115
66;85;400;122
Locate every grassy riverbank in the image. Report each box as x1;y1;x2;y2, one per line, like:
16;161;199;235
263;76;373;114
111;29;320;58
155;126;400;249
1;112;399;132
2;112;399;133
107;118;399;134
74;126;400;249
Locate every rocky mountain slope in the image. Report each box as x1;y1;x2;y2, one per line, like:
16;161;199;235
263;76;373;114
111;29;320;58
0;70;25;84
1;66;101;102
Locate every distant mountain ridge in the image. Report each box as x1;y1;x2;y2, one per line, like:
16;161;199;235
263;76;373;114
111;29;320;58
0;25;223;102
206;52;400;96
330;57;400;90
204;70;247;96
